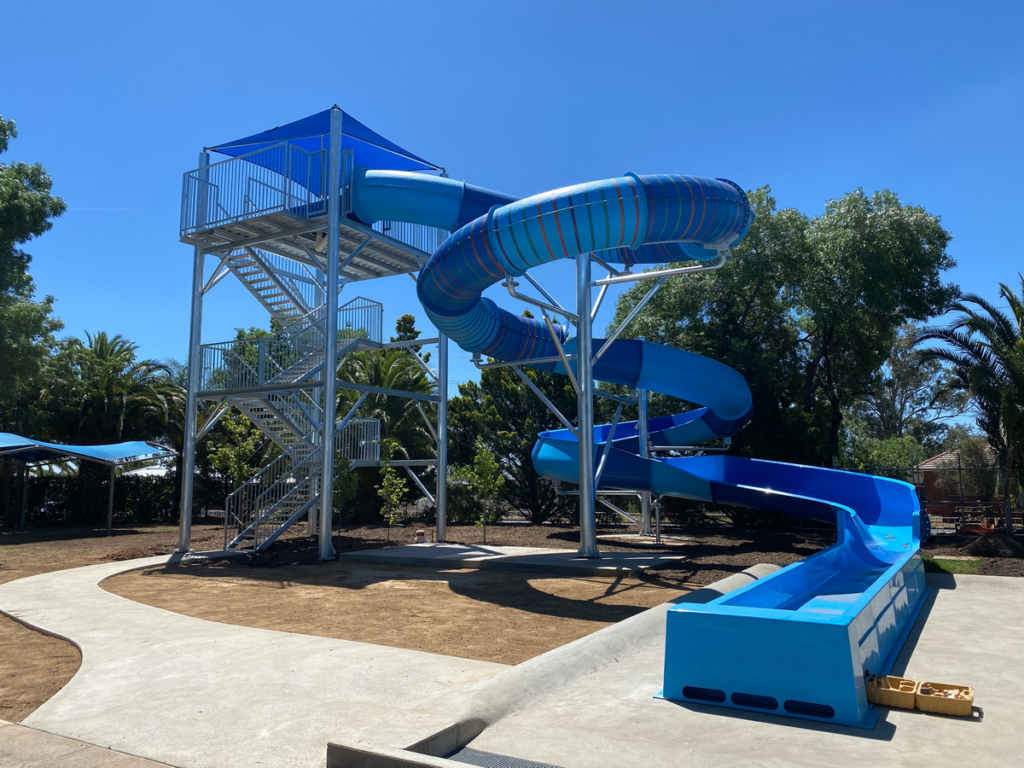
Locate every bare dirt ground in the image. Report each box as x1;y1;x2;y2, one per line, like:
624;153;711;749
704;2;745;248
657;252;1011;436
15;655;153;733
100;524;840;666
924;530;1024;577
103;562;693;665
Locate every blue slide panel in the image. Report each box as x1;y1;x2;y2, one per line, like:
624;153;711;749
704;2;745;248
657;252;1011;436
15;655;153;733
351;166;927;729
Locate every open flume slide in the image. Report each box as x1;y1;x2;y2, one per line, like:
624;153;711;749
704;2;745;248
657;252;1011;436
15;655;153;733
350;168;928;728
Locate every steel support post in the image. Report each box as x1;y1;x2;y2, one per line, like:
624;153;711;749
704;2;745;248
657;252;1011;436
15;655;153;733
576;255;598;557
638;387;653;535
107;465;115;537
317;108;344;560
435;333;449;542
18;462;28;531
177;151;209;553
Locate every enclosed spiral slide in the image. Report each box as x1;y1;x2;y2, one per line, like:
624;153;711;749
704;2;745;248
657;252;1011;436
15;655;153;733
350;168;928;728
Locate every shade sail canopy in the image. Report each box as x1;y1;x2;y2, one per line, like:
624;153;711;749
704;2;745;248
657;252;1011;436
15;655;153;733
208;107;441;174
0;433;176;466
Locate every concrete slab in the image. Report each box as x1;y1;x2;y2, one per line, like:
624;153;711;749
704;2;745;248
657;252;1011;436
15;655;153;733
0;720;173;767
460;573;1024;768
338;543;686;576
0;555;506;768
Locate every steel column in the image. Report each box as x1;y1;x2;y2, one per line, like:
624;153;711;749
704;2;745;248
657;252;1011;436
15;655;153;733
638;335;653;535
107;464;115;537
17;462;28;530
576;255;598;557
317;107;343;560
177;151;209;553
436;333;449;542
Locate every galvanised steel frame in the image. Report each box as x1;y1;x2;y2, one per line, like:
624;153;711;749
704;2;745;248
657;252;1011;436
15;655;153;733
176;107;450;557
488;254;728;557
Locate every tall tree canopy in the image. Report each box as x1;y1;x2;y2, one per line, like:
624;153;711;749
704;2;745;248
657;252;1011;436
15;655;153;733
608;186;957;467
846;323;968;455
920;276;1024;532
41;332;182;444
0;116;66;433
449;360;578;524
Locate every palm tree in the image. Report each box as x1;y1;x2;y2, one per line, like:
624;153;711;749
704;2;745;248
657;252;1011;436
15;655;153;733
46;332;184;444
919;276;1024;533
336;347;435;460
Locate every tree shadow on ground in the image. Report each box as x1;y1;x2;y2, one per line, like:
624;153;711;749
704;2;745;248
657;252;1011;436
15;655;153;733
127;555;690;625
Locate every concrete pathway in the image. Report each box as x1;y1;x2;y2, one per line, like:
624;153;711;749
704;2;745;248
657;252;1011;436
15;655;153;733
0;555;505;768
339;543;686;575
0;719;172;767
462;574;1024;768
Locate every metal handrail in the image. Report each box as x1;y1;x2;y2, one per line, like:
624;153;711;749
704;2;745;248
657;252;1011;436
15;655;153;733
224;416;381;549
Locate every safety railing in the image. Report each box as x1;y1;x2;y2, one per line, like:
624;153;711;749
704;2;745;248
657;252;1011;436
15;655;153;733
224;436;321;550
372;220;448;256
336;418;381;463
223;416;382;549
182;142;448;257
255;250;321;313
182;142;328;235
198;297;383;393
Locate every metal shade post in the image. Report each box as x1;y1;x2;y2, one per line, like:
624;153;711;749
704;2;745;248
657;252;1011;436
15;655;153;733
107;464;115;536
317;107;343;560
177;151;209;553
18;462;28;530
576;255;598;558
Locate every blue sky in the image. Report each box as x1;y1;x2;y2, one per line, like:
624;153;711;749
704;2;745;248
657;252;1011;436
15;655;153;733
4;0;1022;395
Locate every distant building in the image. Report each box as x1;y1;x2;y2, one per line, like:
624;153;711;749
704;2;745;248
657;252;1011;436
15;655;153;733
914;447;1018;534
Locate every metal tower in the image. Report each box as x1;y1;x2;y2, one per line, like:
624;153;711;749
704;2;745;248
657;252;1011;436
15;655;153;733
175;108;448;558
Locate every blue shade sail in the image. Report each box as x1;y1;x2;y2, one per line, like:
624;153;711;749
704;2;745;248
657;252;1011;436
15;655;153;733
208;107;441;176
0;433;176;466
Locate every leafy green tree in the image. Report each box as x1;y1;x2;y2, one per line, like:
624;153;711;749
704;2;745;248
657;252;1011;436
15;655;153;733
332;456;359;526
0;116;66;296
850;436;926;481
391;312;430;363
609;188;824;466
609;186;957;467
338;319;435;459
449;362;577;524
42;332;182;444
797;189;957;461
0;116;66;433
204;411;267;486
376;438;407;541
920;276;1024;532
846;324;968;454
456;438;505;543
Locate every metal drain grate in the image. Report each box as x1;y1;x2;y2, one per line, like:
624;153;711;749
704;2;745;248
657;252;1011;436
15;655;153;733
446;746;563;768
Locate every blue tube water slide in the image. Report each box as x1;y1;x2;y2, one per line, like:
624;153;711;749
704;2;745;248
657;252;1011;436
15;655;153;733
350;168;927;729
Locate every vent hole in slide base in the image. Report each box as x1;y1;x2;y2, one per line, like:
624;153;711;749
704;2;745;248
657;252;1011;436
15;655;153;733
731;692;778;710
784;700;835;719
682;686;727;703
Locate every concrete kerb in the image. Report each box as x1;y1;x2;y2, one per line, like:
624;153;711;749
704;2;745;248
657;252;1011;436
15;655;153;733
327;564;781;767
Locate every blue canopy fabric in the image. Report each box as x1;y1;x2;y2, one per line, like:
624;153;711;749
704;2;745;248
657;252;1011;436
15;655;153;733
208;107;442;175
0;433;176;466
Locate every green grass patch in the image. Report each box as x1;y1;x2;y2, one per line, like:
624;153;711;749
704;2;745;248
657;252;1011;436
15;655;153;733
923;557;985;575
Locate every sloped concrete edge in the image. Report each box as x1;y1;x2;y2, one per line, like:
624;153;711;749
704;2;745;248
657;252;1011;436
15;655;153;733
328;564;780;767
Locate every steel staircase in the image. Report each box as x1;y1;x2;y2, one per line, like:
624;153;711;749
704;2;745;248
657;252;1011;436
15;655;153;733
224;419;381;551
198;289;384;551
225;249;314;325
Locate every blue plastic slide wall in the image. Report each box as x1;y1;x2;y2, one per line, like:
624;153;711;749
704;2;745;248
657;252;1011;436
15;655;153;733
349;166;928;728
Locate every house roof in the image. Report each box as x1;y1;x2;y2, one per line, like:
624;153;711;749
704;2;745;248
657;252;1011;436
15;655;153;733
917;445;998;470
